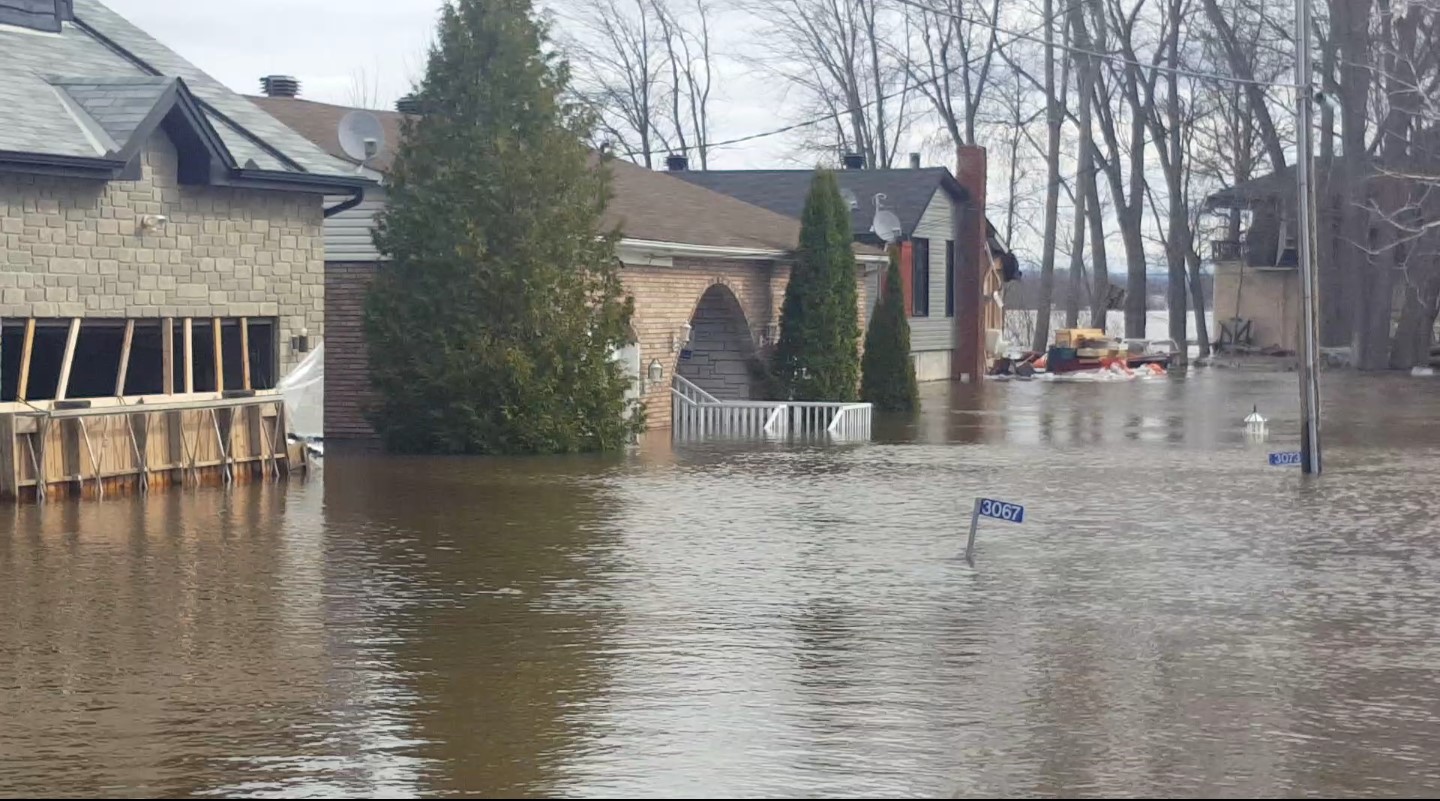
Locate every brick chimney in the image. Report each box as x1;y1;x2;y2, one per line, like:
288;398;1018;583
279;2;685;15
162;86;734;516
842;152;866;170
953;145;988;383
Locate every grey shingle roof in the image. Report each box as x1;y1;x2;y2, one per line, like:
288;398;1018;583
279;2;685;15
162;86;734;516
673;168;960;239
49;76;172;150
0;0;361;183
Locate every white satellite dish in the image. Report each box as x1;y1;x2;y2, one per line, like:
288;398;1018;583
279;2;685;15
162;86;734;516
338;110;387;166
872;209;903;244
840;188;859;210
870;193;903;244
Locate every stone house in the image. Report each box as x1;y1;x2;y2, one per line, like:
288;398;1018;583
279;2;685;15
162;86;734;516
0;1;373;499
250;95;885;443
670;153;1016;382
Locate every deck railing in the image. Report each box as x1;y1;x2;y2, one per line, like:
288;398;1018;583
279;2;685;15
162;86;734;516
671;376;872;441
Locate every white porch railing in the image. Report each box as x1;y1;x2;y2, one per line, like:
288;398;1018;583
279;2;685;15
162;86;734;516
671;376;872;441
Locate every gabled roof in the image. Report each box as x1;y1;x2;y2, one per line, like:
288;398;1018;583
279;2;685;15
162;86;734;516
672;167;966;240
250;97;848;255
673;166;1013;258
0;0;367;191
607;158;805;251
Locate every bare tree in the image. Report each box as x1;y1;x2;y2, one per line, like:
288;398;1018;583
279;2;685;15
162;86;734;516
899;0;1002;146
564;0;716;168
749;0;916;167
1032;0;1068;351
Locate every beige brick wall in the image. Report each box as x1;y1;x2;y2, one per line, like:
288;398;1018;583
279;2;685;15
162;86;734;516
623;257;787;430
0;132;325;373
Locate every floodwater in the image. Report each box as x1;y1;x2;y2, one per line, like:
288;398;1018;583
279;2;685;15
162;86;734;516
4;368;1440;798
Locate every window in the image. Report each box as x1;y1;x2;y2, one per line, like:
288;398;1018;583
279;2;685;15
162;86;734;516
912;237;930;317
945;240;955;318
0;317;278;402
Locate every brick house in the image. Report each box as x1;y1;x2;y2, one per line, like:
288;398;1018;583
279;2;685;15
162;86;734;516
0;1;373;499
671;154;1016;382
251;95;884;442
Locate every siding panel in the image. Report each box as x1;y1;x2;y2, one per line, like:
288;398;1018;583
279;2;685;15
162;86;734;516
324;189;387;262
910;189;955;353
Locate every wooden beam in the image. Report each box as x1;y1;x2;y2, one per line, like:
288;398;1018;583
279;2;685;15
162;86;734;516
115;319;135;397
183;318;193;394
16;319;35;402
240;318;252;391
212;318;224;392
55;318;81;401
162;318;174;395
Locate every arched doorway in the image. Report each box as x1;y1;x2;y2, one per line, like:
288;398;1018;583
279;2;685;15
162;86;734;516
677;283;756;400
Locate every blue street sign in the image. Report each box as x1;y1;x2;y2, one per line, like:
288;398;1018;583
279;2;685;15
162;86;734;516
977;499;1025;524
1269;452;1303;467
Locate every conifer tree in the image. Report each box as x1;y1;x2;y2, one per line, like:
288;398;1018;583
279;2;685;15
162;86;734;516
861;248;920;412
365;0;641;454
772;170;861;401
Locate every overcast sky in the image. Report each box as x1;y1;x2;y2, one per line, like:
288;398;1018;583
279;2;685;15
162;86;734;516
104;0;796;169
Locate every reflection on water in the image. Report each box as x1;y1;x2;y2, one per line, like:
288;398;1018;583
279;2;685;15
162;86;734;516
4;369;1440;797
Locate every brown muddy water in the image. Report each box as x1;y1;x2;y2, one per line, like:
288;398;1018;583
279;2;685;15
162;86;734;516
3;368;1440;798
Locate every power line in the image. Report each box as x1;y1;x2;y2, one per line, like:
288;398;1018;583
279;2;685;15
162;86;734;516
892;0;1301;90
619;0;1300;162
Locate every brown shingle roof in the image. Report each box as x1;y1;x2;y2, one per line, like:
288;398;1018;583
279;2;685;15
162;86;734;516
606;158;801;251
247;95;407;173
243;96;889;256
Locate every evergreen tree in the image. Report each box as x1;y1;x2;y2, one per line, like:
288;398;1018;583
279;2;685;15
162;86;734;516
365;0;641;454
771;170;861;401
861;248;919;412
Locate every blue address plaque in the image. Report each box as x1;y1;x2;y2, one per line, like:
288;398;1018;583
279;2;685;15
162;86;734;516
977;499;1025;524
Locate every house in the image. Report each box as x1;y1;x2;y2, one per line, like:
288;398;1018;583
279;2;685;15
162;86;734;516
0;0;374;500
249;94;885;444
1204;168;1305;353
668;153;1017;382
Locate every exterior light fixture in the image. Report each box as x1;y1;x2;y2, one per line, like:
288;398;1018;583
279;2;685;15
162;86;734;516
291;327;311;354
647;359;664;383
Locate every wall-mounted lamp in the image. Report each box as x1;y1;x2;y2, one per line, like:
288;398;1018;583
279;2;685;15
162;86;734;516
671;322;693;352
138;214;169;233
291;327;311;354
647;359;664;384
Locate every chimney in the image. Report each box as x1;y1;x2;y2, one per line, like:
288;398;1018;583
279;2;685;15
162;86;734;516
910;152;922;169
260;75;300;99
842;152;866;170
395;94;422;115
665;153;689;172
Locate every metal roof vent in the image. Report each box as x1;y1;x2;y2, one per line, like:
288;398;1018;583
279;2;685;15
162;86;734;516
260;75;300;99
395;94;422;115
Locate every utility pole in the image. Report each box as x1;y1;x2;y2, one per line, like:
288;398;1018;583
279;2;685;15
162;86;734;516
1295;0;1323;474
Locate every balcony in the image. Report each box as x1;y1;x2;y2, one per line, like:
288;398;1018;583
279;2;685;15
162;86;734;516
1210;238;1298;269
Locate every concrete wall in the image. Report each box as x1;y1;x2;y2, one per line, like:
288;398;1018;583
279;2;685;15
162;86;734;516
1213;263;1300;352
0;132;325;373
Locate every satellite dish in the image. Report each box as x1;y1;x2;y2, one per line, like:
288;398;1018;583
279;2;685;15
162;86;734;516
872;209;903;244
870;192;902;244
338;110;386;166
840;188;859;210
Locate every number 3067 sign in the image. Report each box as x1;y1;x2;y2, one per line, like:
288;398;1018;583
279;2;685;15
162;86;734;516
978;499;1025;523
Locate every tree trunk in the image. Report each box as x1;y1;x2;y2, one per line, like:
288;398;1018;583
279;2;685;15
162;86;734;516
1032;0;1063;352
1066;186;1087;329
1088;179;1110;331
1186;248;1211;358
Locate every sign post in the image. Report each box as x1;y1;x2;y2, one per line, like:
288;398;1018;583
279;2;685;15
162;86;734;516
965;498;1026;566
